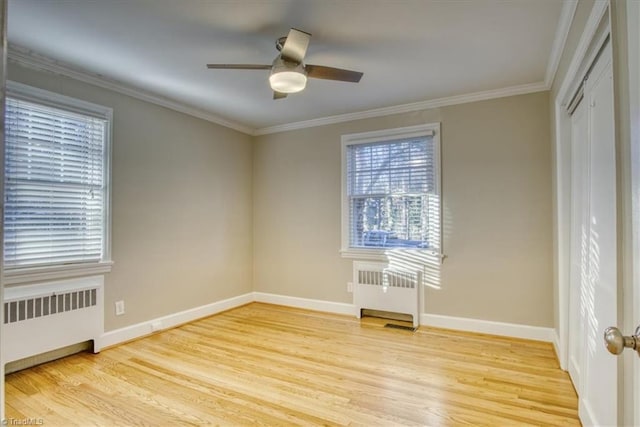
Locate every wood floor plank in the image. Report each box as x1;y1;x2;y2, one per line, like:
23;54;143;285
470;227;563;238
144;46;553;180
5;302;580;426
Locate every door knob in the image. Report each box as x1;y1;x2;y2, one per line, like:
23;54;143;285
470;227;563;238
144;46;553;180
604;326;640;356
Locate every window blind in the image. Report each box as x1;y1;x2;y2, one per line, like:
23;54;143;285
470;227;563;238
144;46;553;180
4;97;107;268
346;136;437;249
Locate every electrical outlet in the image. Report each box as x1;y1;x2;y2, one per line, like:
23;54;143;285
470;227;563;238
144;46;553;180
347;282;353;293
115;300;125;316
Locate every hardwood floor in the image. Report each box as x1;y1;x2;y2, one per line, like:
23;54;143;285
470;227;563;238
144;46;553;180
5;303;579;426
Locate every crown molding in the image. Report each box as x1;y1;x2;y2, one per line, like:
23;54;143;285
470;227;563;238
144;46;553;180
556;0;609;106
253;81;548;135
7;45;254;135
8;44;552;138
545;0;579;88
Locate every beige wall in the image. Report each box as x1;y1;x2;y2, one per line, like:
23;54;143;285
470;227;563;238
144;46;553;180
254;91;553;327
7;66;554;331
8;63;254;331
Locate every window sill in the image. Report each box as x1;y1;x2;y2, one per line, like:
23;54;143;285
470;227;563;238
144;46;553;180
3;261;114;285
340;248;389;261
340;248;445;263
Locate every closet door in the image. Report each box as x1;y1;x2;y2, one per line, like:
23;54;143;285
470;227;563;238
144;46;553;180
579;42;617;427
568;100;588;390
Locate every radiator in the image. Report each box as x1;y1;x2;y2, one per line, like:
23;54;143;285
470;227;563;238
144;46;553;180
353;261;421;328
3;275;104;363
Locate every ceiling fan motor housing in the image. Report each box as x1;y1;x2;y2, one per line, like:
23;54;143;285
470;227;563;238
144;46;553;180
276;36;288;52
269;56;308;93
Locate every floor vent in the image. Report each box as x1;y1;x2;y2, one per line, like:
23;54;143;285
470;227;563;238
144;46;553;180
384;323;417;332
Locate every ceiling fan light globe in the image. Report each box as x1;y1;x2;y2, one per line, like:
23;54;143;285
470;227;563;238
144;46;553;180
269;71;307;93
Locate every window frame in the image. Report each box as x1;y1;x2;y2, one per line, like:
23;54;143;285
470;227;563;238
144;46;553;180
3;81;113;285
340;123;441;261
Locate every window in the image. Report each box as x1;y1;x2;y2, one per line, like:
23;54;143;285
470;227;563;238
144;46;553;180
341;123;441;259
3;82;112;282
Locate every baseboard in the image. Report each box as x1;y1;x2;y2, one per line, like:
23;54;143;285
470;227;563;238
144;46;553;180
420;313;554;342
552;329;564;368
98;292;554;349
5;341;92;374
250;294;552;342
98;292;253;349
252;292;356;316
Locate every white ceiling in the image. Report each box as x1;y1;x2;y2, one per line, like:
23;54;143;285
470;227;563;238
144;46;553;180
7;0;570;133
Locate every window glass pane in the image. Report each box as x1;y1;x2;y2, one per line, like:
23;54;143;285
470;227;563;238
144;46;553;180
4;97;107;268
347;134;437;249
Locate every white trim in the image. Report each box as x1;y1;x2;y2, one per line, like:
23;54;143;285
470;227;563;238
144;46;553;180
339;248;444;262
7;80;111;118
340;249;388;261
556;0;609;106
545;0;579;87
341;125;435;144
4;81;114;280
252;292;554;342
564;29;611;110
579;400;598;427
625;1;640;425
98;291;558;351
3;275;103;301
552;329;563;368
7;44;254;135
104;90;113;269
98;292;253;349
554;100;571;370
340;123;442;258
8;44;551;137
255;81;547;135
553;0;610;386
0;0;8;420
421;313;555;342
2;261;113;285
252;292;356;316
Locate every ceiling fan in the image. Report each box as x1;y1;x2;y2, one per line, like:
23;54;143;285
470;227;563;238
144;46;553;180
206;28;364;100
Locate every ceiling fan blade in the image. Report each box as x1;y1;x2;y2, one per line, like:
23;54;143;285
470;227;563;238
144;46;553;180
306;64;363;83
273;91;288;100
280;28;311;63
206;64;271;70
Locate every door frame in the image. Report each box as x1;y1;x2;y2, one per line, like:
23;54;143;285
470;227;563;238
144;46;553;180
555;1;640;424
0;0;7;420
554;0;609;372
624;1;639;425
